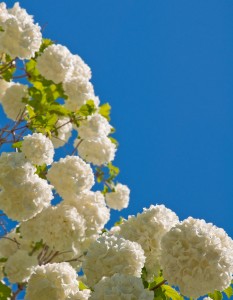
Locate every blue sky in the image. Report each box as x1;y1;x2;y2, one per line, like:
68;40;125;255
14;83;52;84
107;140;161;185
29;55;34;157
4;0;233;238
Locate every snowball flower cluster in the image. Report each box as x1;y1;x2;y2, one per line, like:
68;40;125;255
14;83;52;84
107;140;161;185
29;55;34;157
160;217;233;298
1;82;28;120
77;113;112;139
119;204;179;279
90;273;154;300
66;191;110;238
25;263;79;300
105;183;130;210
5;250;38;283
77;136;116;166
20;204;87;256
47;155;94;199
0;79;13;99
0;2;42;59
51;117;72;148
22;133;54;165
0;152;53;221
37;44;74;84
83;233;145;286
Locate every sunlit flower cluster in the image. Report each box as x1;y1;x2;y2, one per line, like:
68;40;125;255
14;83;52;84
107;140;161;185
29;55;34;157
0;2;42;59
160;217;233;298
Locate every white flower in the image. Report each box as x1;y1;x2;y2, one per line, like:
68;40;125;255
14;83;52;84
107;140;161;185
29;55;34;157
5;250;38;283
83;233;145;286
105;183;130;210
0;2;42;59
25;262;79;300
90;274;154;300
21;204;87;256
63;79;95;110
37;44;73;83
77;137;116;166
51;117;72;148
67;289;91;300
66;191;110;238
47;155;94;199
65;54;92;81
0;79;13;100
0;152;53;221
22;133;54;165
1;82;28;120
119;204;179;279
76;113;112;139
0;230;20;258
160;217;233;298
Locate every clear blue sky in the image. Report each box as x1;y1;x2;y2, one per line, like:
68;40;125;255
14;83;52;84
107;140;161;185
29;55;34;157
4;0;233;238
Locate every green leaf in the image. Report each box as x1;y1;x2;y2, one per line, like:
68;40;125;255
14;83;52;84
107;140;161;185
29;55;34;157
0;282;11;300
35;164;47;179
223;286;233;299
161;285;183;300
78;100;96;117
109;136;119;147
0;258;7;263
99;103;111;121
208;290;223;300
12;141;22;150
39;38;53;53
79;281;89;291
114;217;124;226
107;162;120;179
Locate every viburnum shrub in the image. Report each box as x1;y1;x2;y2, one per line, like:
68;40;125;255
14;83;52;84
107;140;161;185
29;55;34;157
0;2;232;300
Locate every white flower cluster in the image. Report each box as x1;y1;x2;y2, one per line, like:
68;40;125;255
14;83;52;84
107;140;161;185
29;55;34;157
77;113;112;139
0;152;53;221
1;82;28;120
20;204;87;256
105;183;130;210
51;117;73;148
160;217;233;298
47;155;94;199
83;233;145;286
37;43;96;111
0;2;42;59
119;204;179;279
5;249;38;283
90;273;154;300
77;136;116;166
66;191;110;238
0;79;13;99
25;263;79;300
22;133;54;165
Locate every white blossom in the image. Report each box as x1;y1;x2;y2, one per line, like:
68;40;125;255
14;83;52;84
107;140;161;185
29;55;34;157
0;152;53;221
20;204;87;256
25;262;79;300
77;137;116;166
65;54;92;81
0;2;42;59
119;204;179;279
67;289;91;300
51;117;72;148
5;250;38;283
37;44;73;83
90;274;154;300
160;217;233;298
22;133;54;165
47;155;94;199
63;79;96;110
66;191;110;238
76;113;112;139
83;233;145;286
0;230;20;258
105;183;130;210
0;79;13;100
1;82;28;120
